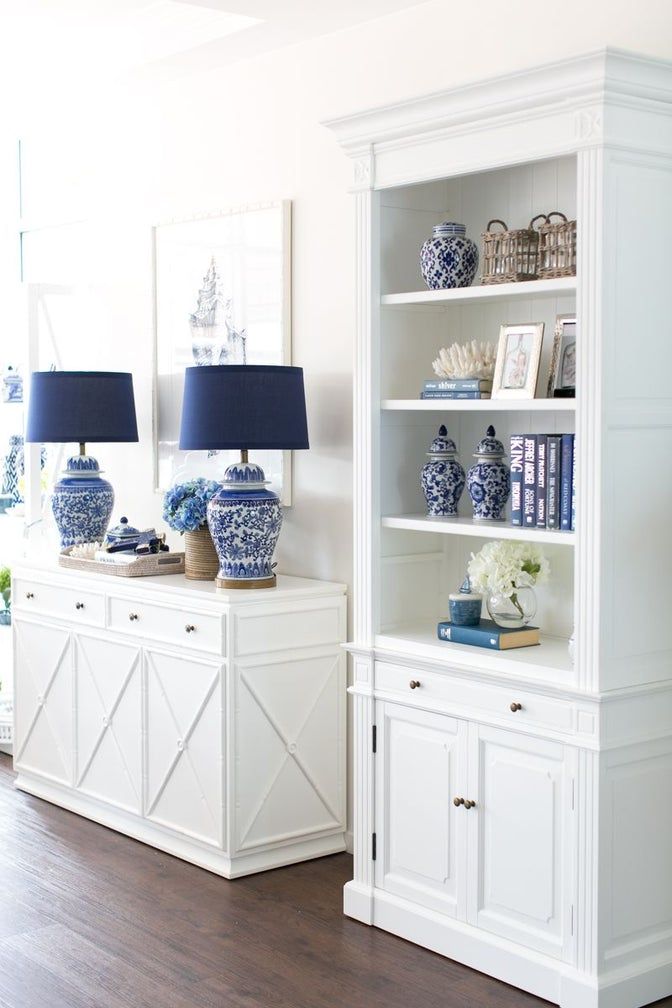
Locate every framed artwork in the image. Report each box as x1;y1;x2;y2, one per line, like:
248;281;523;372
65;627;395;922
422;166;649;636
547;314;576;398
492;322;544;400
153;201;292;502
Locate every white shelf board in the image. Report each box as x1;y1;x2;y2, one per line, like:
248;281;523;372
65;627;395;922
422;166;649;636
376;622;573;684
381;277;577;308
382;514;575;546
382;398;576;412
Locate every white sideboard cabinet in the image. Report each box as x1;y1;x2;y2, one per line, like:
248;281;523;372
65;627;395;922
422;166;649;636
12;562;347;877
326;49;672;1008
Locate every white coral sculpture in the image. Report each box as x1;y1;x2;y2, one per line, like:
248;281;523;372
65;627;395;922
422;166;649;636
432;340;497;380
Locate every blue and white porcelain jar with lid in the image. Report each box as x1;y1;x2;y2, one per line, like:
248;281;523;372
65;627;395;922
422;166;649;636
467;425;511;521
420;425;465;518
51;453;115;548
420;221;479;290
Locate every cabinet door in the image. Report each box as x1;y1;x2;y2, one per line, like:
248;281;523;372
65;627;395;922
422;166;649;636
467;723;573;960
145;648;223;847
13;618;73;785
375;701;467;919
74;634;142;814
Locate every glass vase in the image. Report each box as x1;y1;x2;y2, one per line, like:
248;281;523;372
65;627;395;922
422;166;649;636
486;586;536;629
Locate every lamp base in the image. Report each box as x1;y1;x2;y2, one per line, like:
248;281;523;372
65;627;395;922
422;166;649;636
216;574;277;590
52;455;114;549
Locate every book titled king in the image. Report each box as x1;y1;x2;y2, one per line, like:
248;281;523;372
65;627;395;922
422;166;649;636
510;434;524;525
437;618;540;650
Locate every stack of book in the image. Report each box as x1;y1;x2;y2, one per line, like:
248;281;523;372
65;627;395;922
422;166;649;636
510;433;576;531
420;379;492;400
437;618;540;650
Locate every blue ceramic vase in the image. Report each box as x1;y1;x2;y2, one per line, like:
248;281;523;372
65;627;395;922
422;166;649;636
467;425;511;521
52;455;114;548
207;458;282;588
420;222;479;290
420;425;465;518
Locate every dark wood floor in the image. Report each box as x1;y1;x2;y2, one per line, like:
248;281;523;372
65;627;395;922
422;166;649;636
0;755;669;1008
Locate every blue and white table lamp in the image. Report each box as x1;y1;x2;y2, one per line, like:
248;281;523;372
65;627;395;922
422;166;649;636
26;370;138;549
179;364;309;589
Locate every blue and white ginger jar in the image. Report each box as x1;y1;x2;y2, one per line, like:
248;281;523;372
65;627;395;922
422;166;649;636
420;222;479;290
207;458;282;588
420;425;465;518
52;454;114;549
467;425;511;521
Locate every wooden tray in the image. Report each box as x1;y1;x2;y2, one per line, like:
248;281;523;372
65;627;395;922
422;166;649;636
59;549;185;577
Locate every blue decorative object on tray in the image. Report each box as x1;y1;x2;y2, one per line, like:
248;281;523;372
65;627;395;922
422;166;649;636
420;222;479;290
467;425;511;521
420;425;465;518
26;370;138;550
179;364;309;589
448;575;482;626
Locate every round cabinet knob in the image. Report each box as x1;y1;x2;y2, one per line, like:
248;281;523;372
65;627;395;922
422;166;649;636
510;701;523;712
464;799;477;809
185;625;195;634
26;592;34;599
129;613;139;622
409;680;421;690
75;602;85;610
453;796;465;807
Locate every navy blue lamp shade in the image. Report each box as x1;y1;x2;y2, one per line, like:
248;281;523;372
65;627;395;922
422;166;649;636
179;365;309;451
26;371;139;445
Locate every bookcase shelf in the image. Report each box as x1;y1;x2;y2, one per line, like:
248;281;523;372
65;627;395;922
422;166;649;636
381;276;577;308
382;398;576;412
375;623;573;684
382;514;575;546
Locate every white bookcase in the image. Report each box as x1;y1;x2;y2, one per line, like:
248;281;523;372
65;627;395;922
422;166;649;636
327;49;672;1008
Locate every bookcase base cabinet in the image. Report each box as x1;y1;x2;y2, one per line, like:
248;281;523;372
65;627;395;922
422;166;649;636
12;564;347;878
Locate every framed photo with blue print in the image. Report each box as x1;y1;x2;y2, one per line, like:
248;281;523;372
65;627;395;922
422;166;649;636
152;201;293;503
547;315;576;398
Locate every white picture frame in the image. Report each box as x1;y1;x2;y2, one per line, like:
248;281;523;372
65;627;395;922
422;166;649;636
152;201;292;503
492;322;545;400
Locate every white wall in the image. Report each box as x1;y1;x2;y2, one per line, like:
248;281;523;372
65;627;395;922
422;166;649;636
17;0;672;593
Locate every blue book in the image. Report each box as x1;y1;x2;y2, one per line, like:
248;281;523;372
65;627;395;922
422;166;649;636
536;435;548;528
437;618;540;650
510;434;524;526
420;390;490;399
523;435;537;527
546;435;561;529
571;435;576;531
560;434;574;531
423;378;492;392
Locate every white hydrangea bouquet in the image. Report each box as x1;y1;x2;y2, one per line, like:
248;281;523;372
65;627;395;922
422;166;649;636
468;540;550;620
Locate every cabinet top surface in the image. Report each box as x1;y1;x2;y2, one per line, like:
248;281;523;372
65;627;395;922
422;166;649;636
14;559;347;605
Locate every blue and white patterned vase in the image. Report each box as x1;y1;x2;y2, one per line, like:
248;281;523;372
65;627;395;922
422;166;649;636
52;455;115;549
207;458;282;589
420;222;479;290
467;425;511;521
2;435;23;504
420;425;465;517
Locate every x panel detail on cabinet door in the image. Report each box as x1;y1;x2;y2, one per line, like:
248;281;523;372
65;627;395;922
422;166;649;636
376;702;467;920
468;723;573;960
75;634;142;814
13;618;72;785
145;649;223;848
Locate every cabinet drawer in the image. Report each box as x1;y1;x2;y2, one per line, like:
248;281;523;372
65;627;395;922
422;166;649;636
107;595;223;654
14;576;105;627
375;661;574;735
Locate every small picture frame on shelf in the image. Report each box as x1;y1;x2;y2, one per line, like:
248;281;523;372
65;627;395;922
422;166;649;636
547;315;576;398
491;322;544;399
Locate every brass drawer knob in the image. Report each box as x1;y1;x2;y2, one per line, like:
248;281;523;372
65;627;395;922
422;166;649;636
453;796;465;807
129;613;139;622
510;701;523;712
75;602;85;610
185;624;196;634
409;680;421;690
26;592;34;599
464;799;477;809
